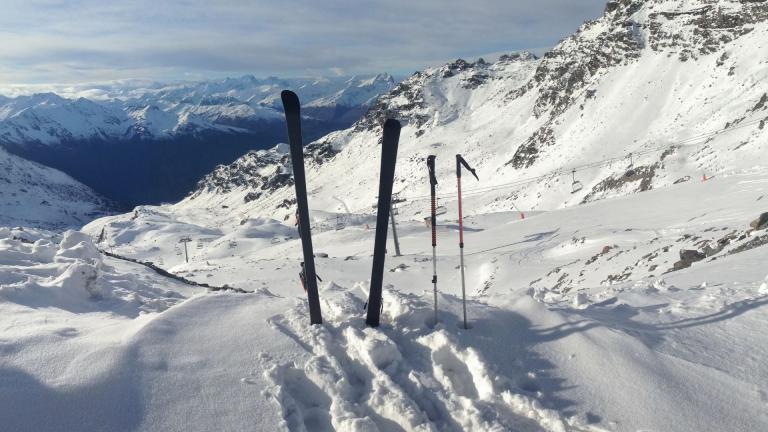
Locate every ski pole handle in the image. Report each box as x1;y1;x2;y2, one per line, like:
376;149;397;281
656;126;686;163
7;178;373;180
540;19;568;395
456;154;479;180
427;155;437;186
427;155;437;247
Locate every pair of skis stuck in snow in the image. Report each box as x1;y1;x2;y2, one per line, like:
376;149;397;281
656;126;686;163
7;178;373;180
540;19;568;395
281;90;400;327
428;154;479;329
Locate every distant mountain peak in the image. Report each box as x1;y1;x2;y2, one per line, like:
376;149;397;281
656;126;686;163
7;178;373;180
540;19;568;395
0;74;397;147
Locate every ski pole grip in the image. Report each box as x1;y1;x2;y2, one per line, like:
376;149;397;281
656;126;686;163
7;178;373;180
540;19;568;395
427;155;437;186
430;194;437;247
456;154;479;180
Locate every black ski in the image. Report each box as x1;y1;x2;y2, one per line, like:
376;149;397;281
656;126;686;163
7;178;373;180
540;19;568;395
365;119;401;327
281;90;322;325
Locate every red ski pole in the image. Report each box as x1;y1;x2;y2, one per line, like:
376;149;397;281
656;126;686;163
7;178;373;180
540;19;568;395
456;155;478;329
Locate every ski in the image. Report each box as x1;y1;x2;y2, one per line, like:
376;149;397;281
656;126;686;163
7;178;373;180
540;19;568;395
456;154;478;329
365;119;401;327
427;155;439;324
281;90;322;325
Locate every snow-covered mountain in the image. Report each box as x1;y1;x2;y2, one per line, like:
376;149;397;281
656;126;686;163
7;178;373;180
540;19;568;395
0;74;396;145
0;146;114;229
6;2;768;430
181;0;768;227
0;74;396;206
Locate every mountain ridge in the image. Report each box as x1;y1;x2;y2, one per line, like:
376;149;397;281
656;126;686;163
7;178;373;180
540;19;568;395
0;73;396;206
179;0;768;229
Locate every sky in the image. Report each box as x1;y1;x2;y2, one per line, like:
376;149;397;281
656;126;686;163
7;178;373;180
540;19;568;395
0;0;607;91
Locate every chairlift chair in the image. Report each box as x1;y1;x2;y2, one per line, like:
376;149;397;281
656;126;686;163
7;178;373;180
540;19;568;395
570;169;583;194
335;214;347;231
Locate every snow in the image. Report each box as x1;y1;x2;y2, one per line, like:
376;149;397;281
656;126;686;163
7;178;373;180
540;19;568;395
3;1;768;430
2;168;767;431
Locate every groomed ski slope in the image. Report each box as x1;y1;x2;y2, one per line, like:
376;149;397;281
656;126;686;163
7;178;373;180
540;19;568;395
1;172;767;431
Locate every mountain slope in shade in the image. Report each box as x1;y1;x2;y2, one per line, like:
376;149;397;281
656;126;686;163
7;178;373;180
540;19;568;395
0;146;114;229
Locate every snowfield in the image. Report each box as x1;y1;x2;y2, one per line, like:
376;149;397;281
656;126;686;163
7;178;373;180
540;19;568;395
3;1;768;430
2;171;767;431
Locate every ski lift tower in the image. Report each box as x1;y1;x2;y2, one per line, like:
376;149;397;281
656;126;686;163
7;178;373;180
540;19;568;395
391;194;407;257
179;236;192;263
373;194;405;257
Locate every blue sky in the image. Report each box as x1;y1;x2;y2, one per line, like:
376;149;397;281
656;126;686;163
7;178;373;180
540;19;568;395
0;0;607;86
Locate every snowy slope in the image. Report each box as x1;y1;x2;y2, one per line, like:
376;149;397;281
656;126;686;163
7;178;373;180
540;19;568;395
4;1;768;430
179;0;768;229
1;169;764;431
0;146;114;229
0;74;396;145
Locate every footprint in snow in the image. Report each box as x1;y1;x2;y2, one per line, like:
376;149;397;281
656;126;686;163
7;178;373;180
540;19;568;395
266;364;334;432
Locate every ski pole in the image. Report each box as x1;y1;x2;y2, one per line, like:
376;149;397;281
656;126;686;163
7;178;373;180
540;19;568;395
456;154;478;330
427;155;438;324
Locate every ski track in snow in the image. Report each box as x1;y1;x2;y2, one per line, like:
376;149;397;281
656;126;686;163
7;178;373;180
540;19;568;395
262;287;599;432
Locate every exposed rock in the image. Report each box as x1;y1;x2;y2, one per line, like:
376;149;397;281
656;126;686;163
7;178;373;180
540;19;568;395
749;212;768;230
582;164;659;203
507;125;554;168
670;249;706;271
729;234;768;255
188;141;338;203
679;249;706;262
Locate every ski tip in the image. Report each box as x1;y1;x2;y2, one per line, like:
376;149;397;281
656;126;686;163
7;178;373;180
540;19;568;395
383;118;401;132
281;90;300;113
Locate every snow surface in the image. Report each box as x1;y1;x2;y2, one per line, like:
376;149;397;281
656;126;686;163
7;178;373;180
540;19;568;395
3;1;768;430
2;171;765;431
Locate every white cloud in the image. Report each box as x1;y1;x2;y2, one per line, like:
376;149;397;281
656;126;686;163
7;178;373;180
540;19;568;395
0;0;608;85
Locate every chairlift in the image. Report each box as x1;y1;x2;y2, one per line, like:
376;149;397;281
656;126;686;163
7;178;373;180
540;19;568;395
335;215;346;231
570;169;583;194
624;153;636;177
433;196;448;216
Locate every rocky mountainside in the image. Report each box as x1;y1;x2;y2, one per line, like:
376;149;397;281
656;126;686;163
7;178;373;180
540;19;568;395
0;146;114;229
178;0;767;229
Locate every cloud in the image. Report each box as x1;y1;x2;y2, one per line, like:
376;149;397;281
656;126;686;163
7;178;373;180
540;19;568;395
0;0;607;85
